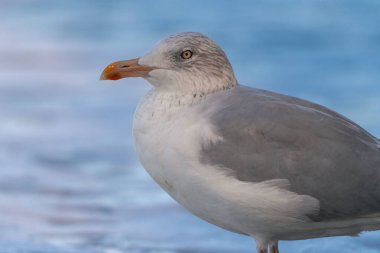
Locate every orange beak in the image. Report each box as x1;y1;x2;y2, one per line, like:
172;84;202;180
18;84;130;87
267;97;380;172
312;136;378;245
100;58;155;80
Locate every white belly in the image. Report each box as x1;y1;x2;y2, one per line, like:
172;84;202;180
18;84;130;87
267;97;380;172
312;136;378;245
132;90;318;238
133;91;251;234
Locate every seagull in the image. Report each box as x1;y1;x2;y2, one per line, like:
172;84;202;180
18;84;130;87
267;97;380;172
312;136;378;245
100;32;380;253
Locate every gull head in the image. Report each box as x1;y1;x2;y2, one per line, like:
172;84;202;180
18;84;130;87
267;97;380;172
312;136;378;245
101;32;237;94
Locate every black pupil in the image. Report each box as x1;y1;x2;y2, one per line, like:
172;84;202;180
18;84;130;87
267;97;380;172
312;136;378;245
182;51;191;59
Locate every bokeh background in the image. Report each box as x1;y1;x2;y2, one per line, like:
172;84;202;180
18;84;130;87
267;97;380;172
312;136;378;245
1;0;380;252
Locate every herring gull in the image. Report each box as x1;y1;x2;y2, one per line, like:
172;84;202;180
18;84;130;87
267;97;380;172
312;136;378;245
100;32;380;253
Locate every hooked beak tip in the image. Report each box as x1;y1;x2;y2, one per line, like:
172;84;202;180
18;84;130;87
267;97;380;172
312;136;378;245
100;58;155;81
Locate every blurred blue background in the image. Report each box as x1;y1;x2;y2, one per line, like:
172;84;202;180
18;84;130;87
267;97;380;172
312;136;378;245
0;0;379;252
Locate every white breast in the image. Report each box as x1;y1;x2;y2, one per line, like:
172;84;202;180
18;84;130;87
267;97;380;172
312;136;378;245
132;89;319;239
132;90;223;205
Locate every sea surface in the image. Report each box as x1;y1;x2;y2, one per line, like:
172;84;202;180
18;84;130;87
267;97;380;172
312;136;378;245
0;1;379;252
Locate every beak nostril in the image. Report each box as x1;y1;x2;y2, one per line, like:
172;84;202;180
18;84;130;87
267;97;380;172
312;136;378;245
119;65;129;68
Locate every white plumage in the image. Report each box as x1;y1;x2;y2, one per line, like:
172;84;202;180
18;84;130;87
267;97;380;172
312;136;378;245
101;32;380;253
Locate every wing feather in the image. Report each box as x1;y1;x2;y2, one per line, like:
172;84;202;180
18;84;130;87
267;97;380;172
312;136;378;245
201;86;380;221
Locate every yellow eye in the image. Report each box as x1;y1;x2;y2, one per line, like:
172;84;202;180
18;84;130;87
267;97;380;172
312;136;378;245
180;50;193;59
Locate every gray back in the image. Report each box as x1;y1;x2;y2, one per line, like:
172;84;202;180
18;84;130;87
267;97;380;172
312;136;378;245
201;86;380;221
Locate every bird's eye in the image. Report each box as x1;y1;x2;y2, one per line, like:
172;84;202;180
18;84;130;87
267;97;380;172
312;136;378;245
180;50;193;59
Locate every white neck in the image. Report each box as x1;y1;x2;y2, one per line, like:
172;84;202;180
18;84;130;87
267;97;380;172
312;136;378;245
143;68;237;96
136;89;203;116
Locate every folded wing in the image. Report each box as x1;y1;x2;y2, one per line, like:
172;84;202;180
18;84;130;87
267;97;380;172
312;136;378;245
201;86;380;221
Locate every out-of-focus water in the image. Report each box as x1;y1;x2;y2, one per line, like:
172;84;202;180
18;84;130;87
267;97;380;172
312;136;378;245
0;1;379;252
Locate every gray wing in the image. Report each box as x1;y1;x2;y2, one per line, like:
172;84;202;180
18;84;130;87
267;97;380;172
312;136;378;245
201;85;380;221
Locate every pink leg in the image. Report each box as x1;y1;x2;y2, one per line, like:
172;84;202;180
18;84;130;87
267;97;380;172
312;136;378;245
259;249;268;253
255;237;271;253
256;241;268;253
270;242;279;253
